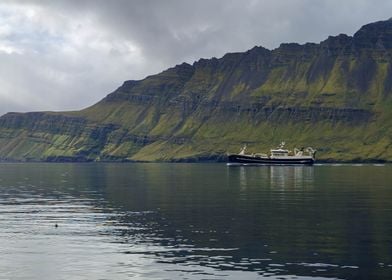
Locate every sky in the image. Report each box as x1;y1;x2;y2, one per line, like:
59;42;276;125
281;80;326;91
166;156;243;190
0;0;391;115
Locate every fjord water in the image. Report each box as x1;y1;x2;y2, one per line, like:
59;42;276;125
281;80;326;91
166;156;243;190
1;163;392;279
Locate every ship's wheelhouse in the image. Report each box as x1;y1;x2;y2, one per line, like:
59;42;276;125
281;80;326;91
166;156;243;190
270;149;289;157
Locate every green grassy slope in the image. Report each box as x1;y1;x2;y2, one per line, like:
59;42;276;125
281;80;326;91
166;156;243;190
1;20;392;162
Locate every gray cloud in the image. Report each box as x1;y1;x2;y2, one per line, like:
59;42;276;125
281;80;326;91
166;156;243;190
0;0;391;115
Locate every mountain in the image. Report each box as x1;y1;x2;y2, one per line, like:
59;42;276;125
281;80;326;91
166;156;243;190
1;19;392;162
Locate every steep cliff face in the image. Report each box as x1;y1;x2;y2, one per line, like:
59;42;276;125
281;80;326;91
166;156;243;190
1;19;392;162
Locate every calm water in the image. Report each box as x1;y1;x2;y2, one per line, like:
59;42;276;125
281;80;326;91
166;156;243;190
0;163;392;280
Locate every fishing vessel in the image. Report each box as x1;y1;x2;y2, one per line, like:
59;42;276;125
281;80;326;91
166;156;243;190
227;142;316;165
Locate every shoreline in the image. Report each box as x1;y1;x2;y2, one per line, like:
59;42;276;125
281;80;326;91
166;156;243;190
0;158;389;164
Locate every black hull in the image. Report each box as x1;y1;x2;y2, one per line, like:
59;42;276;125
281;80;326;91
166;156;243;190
228;154;314;165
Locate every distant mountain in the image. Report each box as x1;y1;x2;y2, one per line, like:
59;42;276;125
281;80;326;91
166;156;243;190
1;19;392;162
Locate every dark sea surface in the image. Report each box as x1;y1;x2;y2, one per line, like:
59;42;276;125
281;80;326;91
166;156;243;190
0;163;392;280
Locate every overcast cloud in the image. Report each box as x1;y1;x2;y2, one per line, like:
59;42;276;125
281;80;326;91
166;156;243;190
0;0;391;115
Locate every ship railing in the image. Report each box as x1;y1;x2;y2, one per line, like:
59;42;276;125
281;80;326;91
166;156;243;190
254;153;268;158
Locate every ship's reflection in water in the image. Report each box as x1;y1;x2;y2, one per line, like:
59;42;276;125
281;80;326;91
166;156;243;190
269;165;314;189
237;165;314;190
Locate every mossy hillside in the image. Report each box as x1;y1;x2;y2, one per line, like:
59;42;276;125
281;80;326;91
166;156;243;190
0;102;390;162
131;120;390;162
